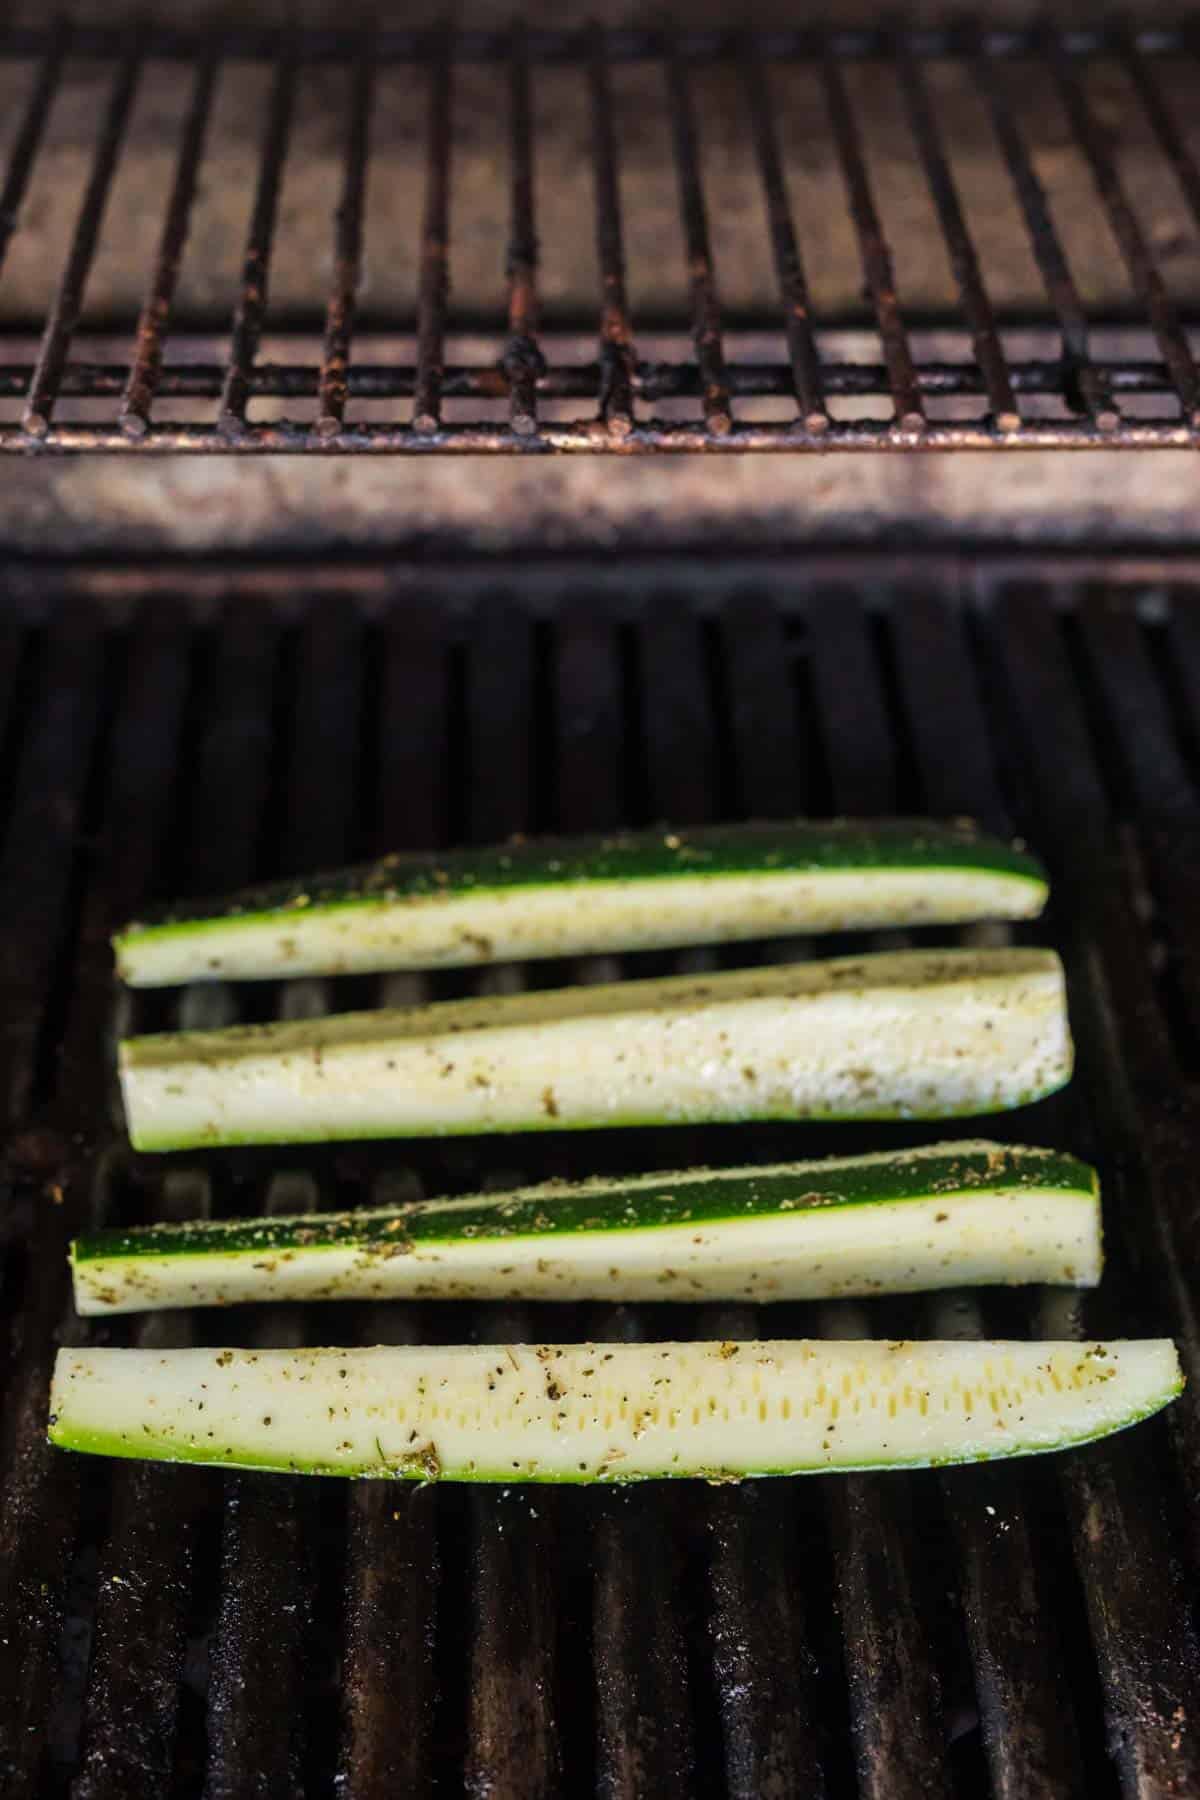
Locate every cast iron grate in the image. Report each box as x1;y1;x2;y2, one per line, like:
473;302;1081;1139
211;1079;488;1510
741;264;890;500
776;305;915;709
0;24;1195;450
0;555;1198;1797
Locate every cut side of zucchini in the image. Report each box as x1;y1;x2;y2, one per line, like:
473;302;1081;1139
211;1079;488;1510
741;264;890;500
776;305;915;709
119;946;1073;1150
113;819;1048;986
48;1338;1181;1481
72;1141;1101;1314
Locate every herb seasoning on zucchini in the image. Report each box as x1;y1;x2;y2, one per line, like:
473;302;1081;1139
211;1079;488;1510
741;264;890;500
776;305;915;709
113;819;1048;986
71;1141;1100;1314
118;946;1073;1150
48;1337;1181;1481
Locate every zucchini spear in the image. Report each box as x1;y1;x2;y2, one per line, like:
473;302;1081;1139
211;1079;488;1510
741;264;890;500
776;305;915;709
71;1141;1100;1315
113;819;1048;986
118;947;1073;1150
48;1337;1181;1481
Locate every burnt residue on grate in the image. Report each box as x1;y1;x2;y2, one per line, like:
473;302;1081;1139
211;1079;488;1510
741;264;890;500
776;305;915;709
0;558;1199;1795
0;25;1193;450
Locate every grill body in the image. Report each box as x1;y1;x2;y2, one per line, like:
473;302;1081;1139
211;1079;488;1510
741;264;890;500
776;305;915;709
0;555;1197;1798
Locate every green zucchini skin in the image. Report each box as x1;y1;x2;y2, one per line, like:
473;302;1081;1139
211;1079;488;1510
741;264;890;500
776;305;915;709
48;1338;1183;1481
113;818;1048;986
117;948;1074;1150
71;1141;1101;1314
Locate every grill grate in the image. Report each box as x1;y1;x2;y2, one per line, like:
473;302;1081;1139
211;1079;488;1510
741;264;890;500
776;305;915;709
0;557;1198;1796
0;26;1194;450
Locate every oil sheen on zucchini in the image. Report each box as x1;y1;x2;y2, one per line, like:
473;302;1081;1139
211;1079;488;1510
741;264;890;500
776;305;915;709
118;947;1073;1150
48;1338;1181;1481
71;1141;1100;1314
113;819;1048;986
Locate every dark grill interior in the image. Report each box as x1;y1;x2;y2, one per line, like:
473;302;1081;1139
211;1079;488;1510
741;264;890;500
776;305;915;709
0;556;1197;1797
0;25;1196;450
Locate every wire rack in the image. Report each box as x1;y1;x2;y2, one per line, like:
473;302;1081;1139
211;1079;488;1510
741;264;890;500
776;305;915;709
0;23;1198;451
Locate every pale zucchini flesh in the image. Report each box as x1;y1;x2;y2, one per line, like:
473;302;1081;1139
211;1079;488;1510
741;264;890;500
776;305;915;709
113;819;1048;986
119;947;1073;1150
72;1141;1101;1314
48;1338;1181;1481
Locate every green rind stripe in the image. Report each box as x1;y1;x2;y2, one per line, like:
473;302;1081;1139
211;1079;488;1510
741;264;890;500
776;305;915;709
74;1143;1095;1265
114;819;1046;950
48;1382;1179;1481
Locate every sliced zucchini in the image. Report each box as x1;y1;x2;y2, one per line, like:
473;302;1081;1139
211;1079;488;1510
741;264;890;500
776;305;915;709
113;819;1048;987
118;946;1073;1151
71;1141;1100;1315
47;1337;1181;1481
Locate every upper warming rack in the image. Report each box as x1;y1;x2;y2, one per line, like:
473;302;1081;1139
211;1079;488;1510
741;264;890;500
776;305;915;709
0;21;1198;452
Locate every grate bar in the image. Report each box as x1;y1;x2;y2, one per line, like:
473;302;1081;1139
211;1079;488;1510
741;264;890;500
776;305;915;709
1120;28;1200;240
0;610;106;1127
338;1297;438;1800
741;45;828;433
1073;593;1200;1099
896;39;1020;432
707;1465;831;1800
1034;1252;1200;1800
0;24;1190;63
0;18;68;283
1048;32;1200;430
888;587;1007;829
22;36;141;437
48;625;200;1799
970;42;1116;428
281;597;364;876
720;585;805;818
555;608;624;832
986;596;1200;1790
503;26;543;437
588;28;636;436
888;592;1093;1800
10;416;1198;452
203;1224;318;1800
806;588;896;813
315;37;374;438
335;604;446;1791
591;1319;696;1800
0;610;197;1799
0;606;121;1797
182;607;279;898
217;45;297;434
200;606;333;1796
0;1170;104;1800
8;352;1194;404
821;49;925;431
412;35;452;435
460;607;563;1799
665;45;732;436
120;49;220;438
73;1174;213;1800
587;599;709;1795
805;600;956;1800
466;1357;563;1800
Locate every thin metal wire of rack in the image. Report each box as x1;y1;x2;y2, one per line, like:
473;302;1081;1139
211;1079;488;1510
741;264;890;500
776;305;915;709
0;22;1197;451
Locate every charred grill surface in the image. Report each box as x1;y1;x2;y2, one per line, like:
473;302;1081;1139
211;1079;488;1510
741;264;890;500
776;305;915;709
0;555;1198;1795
